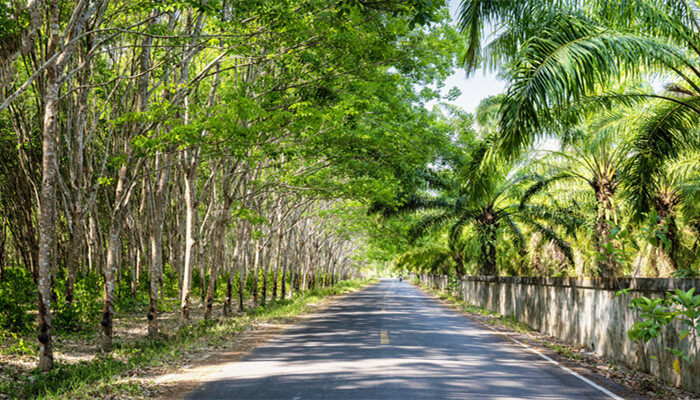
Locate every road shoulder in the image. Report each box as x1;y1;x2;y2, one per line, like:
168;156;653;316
412;281;699;400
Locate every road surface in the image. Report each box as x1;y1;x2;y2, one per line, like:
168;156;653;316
187;279;626;399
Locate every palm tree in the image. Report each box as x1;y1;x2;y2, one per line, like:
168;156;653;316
458;0;700;202
527;106;699;276
382;135;581;276
523;110;633;276
643;150;700;274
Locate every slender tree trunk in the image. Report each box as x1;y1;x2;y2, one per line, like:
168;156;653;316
280;262;287;300
238;251;246;312
148;158;169;336
37;71;59;374
64;217;83;304
102;219;121;352
223;268;233;316
102;148;137;352
261;244;269;306
204;221;225;320
272;229;282;300
252;241;260;305
180;159;197;320
64;35;92;305
203;259;217;320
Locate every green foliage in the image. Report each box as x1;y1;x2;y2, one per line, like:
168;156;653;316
619;287;699;374
376;110;581;276
670;288;700;339
0;267;35;333
0;330;36;356
671;269;699;279
627;297;674;343
53;275;103;334
0;278;373;399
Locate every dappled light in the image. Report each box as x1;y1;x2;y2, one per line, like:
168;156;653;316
189;281;606;399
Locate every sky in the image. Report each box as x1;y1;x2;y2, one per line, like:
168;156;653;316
429;0;506;114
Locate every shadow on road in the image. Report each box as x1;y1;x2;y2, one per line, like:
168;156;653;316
187;280;610;399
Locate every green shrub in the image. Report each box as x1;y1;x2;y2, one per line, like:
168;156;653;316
115;268;149;312
0;290;34;333
0;266;35;333
53;275;102;333
162;263;179;298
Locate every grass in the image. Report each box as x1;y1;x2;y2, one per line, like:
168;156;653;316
1;278;377;400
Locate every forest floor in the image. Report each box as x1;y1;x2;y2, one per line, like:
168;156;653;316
0;279;377;399
416;280;699;400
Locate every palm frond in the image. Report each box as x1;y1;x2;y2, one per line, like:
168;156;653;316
395;244;451;273
498;14;694;157
624;96;700;217
368;192;452;218
407;211;455;243
516;215;576;267
517;204;584;238
448;213;477;251
519;173;577;208
502;214;526;253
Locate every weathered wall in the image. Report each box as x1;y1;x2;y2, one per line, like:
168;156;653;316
419;274;700;394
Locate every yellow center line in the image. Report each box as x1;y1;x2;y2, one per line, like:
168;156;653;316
380;330;389;344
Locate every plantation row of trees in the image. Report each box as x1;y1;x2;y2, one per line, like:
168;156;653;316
375;0;699;279
0;0;459;372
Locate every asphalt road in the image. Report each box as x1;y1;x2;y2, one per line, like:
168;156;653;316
187;279;625;399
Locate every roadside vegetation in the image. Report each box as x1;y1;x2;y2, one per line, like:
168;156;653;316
1;278;375;399
375;0;699;279
0;0;457;383
0;0;697;396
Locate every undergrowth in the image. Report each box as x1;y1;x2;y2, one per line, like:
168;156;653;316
1;278;377;400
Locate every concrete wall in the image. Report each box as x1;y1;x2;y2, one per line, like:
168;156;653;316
419;274;700;394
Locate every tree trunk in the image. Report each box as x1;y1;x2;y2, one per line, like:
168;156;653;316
64;215;83;304
652;191;680;275
180;158;197;320
204;221;225;320
223;268;233;316
102;219;121;353
252;241;260;305
238;253;246;312
592;176;618;277
261;244;269;306
477;208;499;276
148;152;171;336
37;73;59;374
280;263;287;300
203;258;217;320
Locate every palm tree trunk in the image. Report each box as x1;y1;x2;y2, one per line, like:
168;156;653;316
593;177;618;277
478;209;499;276
652;192;680;275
